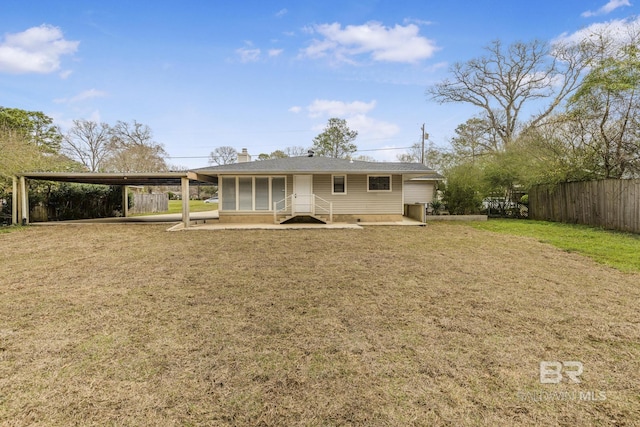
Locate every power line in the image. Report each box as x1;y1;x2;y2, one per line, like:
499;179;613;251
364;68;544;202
166;156;210;159
355;146;414;152
166;146;415;159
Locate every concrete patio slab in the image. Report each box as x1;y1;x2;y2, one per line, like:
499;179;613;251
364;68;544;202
167;222;363;231
167;216;426;231
359;217;425;226
31;210;219;225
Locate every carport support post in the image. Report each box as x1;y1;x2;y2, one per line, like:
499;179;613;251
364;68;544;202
181;177;190;228
19;175;28;225
122;185;129;217
12;176;18;225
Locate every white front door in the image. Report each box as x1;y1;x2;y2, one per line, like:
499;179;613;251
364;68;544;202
293;175;313;213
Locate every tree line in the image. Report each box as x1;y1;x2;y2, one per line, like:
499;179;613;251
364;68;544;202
0;111;169;218
4;21;639;217
414;23;640;214
208;117;362;165
1;110;168;180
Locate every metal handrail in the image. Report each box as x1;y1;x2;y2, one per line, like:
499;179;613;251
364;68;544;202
273;193;333;223
312;195;333;222
273;194;293;222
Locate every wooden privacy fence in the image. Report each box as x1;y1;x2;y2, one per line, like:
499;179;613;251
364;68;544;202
130;193;169;214
529;179;640;233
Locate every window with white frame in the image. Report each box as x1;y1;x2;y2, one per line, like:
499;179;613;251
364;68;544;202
367;175;391;191
220;176;286;211
332;175;346;194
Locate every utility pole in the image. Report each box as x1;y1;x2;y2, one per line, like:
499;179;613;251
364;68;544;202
421;124;429;165
421;124;425;165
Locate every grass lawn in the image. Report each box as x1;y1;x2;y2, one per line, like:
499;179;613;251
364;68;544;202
168;199;218;213
467;219;640;273
132;199;217;216
1;223;638;425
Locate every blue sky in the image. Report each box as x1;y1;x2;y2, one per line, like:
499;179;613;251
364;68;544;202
1;0;638;168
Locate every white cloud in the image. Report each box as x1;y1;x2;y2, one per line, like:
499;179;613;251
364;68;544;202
581;0;631;17
87;110;102;123
555;16;640;48
403;18;434;26
288;106;302;114
236;46;261;63
59;69;73;79
54;88;107;104
54;109;102;131
275;8;288;18
236;41;283;62
301;21;438;64
0;24;79;74
301;99;400;144
425;61;448;73
346;114;400;139
307;99;376;118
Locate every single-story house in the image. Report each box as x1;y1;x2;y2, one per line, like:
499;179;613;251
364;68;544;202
11;149;442;227
197;150;443;224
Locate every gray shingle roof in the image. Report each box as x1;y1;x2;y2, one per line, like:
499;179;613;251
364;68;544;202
196;156;443;177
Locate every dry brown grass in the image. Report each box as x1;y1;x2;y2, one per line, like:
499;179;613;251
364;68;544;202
0;223;638;426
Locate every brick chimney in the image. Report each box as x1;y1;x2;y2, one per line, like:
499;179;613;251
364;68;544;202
237;148;251;163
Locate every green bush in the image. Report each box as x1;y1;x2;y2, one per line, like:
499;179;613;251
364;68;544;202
37;183;129;220
442;164;485;214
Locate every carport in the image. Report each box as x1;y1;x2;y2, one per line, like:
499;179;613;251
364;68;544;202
11;171;217;228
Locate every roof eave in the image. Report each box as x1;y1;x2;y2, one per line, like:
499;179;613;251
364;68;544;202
201;169;438;175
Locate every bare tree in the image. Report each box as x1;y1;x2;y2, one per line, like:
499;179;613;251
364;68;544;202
209;146;237;165
106;120;167;172
110;120;153;147
354;154;376;162
427;39;589;147
396;141;454;173
104;143;168;172
396;143;423;163
62;120;112;172
284;146;309;157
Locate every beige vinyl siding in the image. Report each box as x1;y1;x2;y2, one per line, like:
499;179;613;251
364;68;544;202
313;174;402;214
404;180;435;204
221;174;403;215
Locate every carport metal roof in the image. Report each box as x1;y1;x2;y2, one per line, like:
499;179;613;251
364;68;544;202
17;171;217;186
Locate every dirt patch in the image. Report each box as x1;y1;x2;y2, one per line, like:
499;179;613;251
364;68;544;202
1;223;638;425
